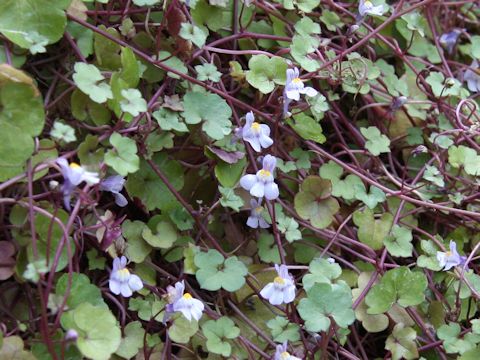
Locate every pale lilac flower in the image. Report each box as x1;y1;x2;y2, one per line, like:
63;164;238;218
100;175;128;207
436;241;467;271
283;68;317;117
260;264;296;305
439;29;462;54
247;199;270;229
274;342;301;360
165;280;204;322
56;158;100;211
240;155;279;200
464;60;480;93
358;0;385;17
64;329;79;342
242;111;273;152
109;256;143;297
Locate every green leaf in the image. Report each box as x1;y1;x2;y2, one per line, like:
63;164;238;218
201;317;240;357
365;267;427;314
126;153;184;211
294;17;321;36
385;324;419;360
352;208;393;250
72;63;113;104
294;176;340;229
158;51;188;79
0;336;36;360
426;72;464;98
438;323;480;354
298;282;355;332
258;232;282;264
195;249;248;291
287;113;326;144
153;108;188;132
56;273;105;309
129;295;165;321
182;91;232;140
448;145;480;176
179;23;208;48
133;0;160;6
142;220;177;249
120;89;147;117
115;321;145;359
219;186;244;211
423;165;445;187
50;121;77;143
104;133;140;176
60;303;121;360
169;314;199;344
360;126;391;156
0;0;68;50
319;161;363;200
277;216;302;243
266;316;300;343
416;239;442;271
0;80;45;181
384;225;413;257
471;35;480;59
320;10;344;31
122;220;152;263
354;184;386;209
302;258;342;291
245;55;287;94
215;157;247;188
195;63;222;82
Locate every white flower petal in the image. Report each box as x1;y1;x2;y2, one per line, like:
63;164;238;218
259;134;273;149
109;279;121;295
260;282;275;300
250;182;265;198
259;218;270;228
268;289;284;305
128;274;143;291
246;216;259;228
245;136;261;152
264;182;279;200
302;86;318;97
240;174;257;191
286;89;300;101
120;282;133;297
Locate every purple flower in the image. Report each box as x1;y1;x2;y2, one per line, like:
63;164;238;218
283;68;317;117
100;175;128;207
437;241;467;271
274;342;301;360
165;280;204;322
109;256;143;297
242;111;273;152
260;264;296;305
56;158;100;211
464;60;480;93
240;155;279;200
358;0;385;17
439;29;462;54
247;199;270;229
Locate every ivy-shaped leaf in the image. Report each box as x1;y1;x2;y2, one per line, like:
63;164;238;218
360;126;391;156
201;317;240;357
353;208;393;250
245;55;287;94
104;132;140;176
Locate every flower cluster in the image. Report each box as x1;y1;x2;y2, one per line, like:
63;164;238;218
283;67;318;117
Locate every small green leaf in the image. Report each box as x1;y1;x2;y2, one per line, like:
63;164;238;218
245;55;287;94
258;232;282;264
142;221;177;249
423;165;445;187
384;225;413;258
353;208;393;250
219;186;244;211
201;317;240;357
115;321;145;359
120;89;147;117
294;176;340;229
104;133;140;176
169;314;199;344
266;316;300;343
72;63;113;104
122;220;152;263
60;303;121;360
354;185;386;209
195;63;222;82
360;126;391;156
50;121;76;143
153;108;188;132
182;91;232;140
287;113;326;144
385;324;419;360
298;282;355;332
195;249;248;292
302;258;342;291
55;273;105;309
179;23;208;48
365;267;427;314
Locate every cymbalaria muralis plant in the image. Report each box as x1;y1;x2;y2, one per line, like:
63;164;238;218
1;0;480;359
